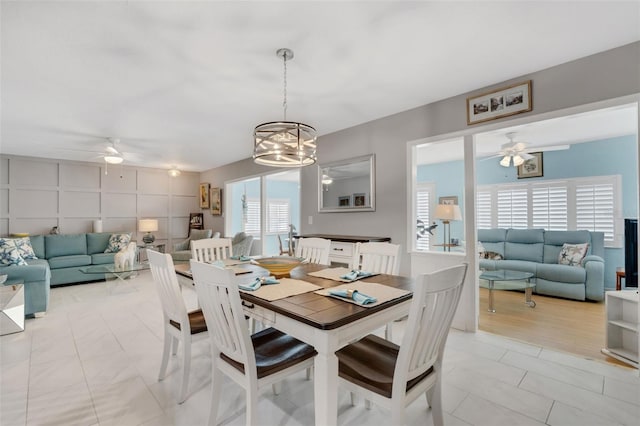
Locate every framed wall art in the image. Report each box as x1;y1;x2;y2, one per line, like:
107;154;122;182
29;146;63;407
439;196;458;205
210;187;222;215
517;152;543;179
199;183;210;208
353;193;366;207
338;196;351;207
467;80;532;125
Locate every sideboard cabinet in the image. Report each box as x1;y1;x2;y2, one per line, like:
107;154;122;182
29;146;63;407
294;234;391;266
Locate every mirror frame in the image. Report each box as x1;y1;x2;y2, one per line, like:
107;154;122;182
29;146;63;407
318;154;376;213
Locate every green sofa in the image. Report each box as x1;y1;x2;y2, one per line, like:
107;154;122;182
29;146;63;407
0;232;120;316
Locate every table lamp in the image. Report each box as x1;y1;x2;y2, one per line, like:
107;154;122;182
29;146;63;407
139;219;158;245
434;204;462;252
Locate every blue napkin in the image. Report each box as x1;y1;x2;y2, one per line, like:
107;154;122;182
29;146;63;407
340;270;374;281
209;260;226;268
238;276;279;291
328;289;377;305
230;255;251;261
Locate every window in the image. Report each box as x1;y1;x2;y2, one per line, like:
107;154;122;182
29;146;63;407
266;199;290;233
415;183;435;251
478;175;621;246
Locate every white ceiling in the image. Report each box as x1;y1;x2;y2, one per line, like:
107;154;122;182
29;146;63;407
2;1;639;172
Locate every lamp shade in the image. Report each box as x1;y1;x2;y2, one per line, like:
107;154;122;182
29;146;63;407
434;204;462;222
138;219;158;232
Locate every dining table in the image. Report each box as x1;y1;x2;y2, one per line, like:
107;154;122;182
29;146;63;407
174;261;414;426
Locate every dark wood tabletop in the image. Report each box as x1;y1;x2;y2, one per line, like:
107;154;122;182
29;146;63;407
293;234;391;243
175;262;413;331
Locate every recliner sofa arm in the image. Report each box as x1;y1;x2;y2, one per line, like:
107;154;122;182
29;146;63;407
582;255;605;301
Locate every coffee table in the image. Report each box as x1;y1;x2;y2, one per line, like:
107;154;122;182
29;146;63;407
80;263;150;293
479;269;536;313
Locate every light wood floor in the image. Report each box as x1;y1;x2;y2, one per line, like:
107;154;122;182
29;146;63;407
478;287;632;368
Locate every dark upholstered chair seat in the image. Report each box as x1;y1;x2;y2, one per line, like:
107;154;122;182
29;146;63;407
169;309;208;334
221;327;317;379
336;334;432;398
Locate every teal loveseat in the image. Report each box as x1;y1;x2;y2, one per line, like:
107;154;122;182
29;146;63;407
478;228;605;301
0;233;119;316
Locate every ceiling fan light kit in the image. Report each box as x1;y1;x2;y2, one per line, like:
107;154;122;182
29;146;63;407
253;48;317;168
499;132;534;168
168;166;181;177
104;154;124;164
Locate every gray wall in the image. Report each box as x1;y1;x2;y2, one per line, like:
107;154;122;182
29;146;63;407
0;155;201;247
205;42;640;275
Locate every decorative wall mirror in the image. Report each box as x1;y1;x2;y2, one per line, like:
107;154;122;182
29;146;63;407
318;154;375;213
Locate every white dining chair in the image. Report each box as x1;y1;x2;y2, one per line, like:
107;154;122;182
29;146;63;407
191;237;233;262
352;242;401;340
189;260;317;426
336;263;468;426
147;250;208;404
295;237;331;264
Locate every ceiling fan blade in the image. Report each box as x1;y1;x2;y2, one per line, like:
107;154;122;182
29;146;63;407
520;152;534;161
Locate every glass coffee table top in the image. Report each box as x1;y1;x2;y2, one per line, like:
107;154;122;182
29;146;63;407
479;269;536;312
80;263;150;274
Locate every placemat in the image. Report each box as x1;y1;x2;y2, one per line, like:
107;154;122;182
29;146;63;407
307;267;379;283
239;278;322;301
222;258;251;267
314;282;410;308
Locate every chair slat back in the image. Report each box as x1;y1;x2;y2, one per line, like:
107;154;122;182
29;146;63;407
393;263;468;393
191;238;233;263
189;260;256;372
148;250;190;326
353;242;401;274
295;237;331;265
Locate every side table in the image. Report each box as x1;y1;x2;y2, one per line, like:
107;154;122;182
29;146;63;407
1;280;25;335
137;243;166;263
616;268;626;291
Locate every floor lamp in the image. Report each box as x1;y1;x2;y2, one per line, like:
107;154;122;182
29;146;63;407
434;204;462;252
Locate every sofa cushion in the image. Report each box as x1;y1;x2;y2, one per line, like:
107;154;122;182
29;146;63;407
87;233;112;254
478;229;507;242
543;230;592;263
480;251;503;260
493;260;538;275
91;253;116;265
6;237;38;259
558;243;589;267
29;235;45;259
45;234;88;257
48;255;92;269
0;259;49;281
0;239;27;266
537;263;586;284
104;233;132;253
190;229;213;240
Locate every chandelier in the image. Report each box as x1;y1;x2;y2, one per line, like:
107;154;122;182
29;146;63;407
253;48;317;167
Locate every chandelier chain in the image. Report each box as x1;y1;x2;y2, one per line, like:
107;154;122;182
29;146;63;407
282;51;288;121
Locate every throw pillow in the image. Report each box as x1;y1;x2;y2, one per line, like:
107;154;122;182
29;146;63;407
558;243;589;267
104;233;132;253
12;237;37;259
480;251;503;260
0;239;28;266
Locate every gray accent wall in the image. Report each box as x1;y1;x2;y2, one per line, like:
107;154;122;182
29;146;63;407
201;42;640;276
0;155;201;247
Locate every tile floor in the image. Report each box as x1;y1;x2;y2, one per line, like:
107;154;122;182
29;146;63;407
1;272;638;426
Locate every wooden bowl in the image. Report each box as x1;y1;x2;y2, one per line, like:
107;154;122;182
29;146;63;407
253;256;302;278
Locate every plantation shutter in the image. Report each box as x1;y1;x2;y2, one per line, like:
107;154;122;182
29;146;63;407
532;185;568;230
244;199;260;235
576;183;615;242
476;190;492;229
497;188;528;229
416;189;431;250
267;200;290;233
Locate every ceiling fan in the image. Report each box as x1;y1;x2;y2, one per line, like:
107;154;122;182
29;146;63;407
497;132;535;167
102;138;124;164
